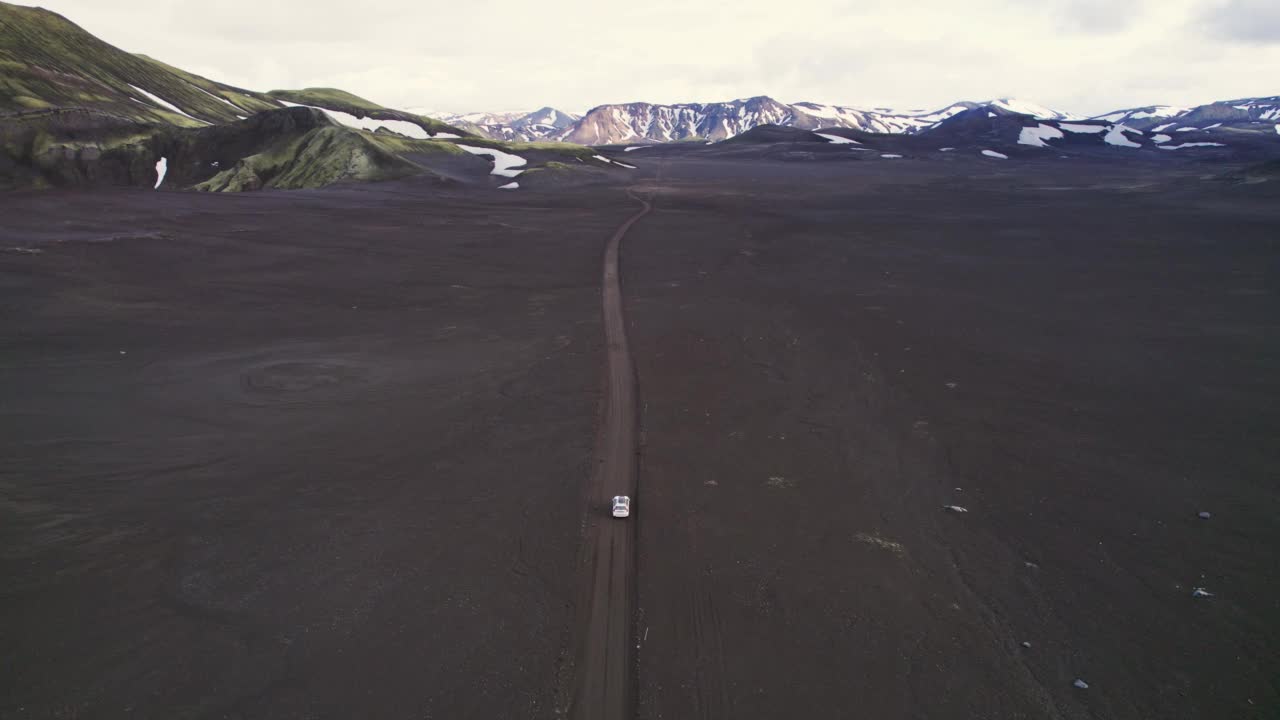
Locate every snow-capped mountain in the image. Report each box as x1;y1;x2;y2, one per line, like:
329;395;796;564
897;100;1279;157
428;107;581;142
788;101;976;133
413;95;1275;148
424;96;1076;145
563;96;799;144
783;104;1278;161
1090;97;1280;132
1091;105;1192;126
987;98;1080;120
560;97;1075;144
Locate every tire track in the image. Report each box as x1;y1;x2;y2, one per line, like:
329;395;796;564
564;190;651;720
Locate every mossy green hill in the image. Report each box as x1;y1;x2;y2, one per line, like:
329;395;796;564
0;1;610;191
0;2;466;136
0;106;419;190
0;2;276;125
268;88;387;114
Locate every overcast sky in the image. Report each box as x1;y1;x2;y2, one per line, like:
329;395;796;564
24;0;1280;115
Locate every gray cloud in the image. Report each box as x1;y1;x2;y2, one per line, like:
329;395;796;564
1200;0;1280;43
1051;0;1145;32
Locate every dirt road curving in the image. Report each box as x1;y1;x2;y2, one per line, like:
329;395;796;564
565;191;651;720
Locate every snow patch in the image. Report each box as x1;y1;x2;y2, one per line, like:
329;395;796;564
1059;123;1106;134
278;100;430;140
993;98;1074;119
456;144;527;177
1152;134;1172;143
431;132;461;139
939;147;956;152
587;154;634;169
1104;125;1142;148
797;103;844;119
1275;124;1280;135
624;146;645;152
1151;123;1177;132
129;84;204;123
1129;106;1190;120
1175;126;1200;132
153;157;167;189
498;181;519;189
1204;123;1223;129
190;84;242;111
1017;124;1064;148
815;132;860;145
1159;142;1225;150
880;154;903;159
981;149;1009;159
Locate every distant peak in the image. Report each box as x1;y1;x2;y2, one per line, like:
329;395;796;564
986;98;1076;119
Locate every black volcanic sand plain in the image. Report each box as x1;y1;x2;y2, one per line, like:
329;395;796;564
3;151;1279;719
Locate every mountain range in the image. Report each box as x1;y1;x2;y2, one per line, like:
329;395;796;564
1;0;1277;193
767;101;1280;160
436;98;1068;144
417;107;582;143
435;96;1280;146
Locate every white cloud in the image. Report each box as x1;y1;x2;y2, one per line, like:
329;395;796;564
23;0;1280;117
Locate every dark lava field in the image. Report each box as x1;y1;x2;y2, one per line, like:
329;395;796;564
3;150;1278;719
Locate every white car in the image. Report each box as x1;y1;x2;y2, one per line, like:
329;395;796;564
612;495;631;518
